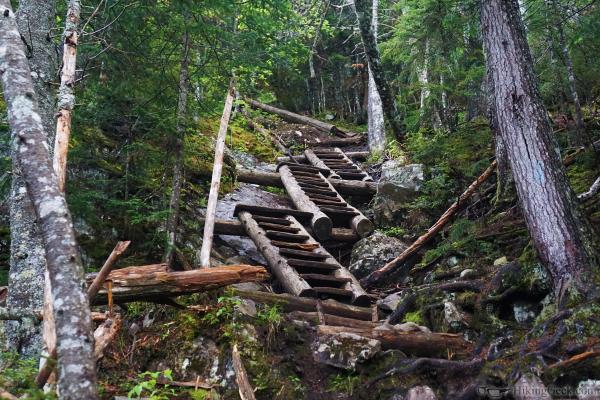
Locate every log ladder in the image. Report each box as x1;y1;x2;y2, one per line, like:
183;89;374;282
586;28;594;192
305;147;373;182
234;205;370;306
276;162;374;241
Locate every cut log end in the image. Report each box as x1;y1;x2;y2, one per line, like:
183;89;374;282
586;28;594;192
354;218;374;238
312;215;333;241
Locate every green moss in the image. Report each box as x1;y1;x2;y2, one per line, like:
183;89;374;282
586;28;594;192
403;310;424;325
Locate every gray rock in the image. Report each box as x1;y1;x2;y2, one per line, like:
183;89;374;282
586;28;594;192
447;256;460;266
578;380;600;400
378;292;403;312
513;301;538;324
234;298;257;318
349;231;408;279
443;301;468;332
406;386;437;400
373;162;424;225
313;332;381;370
493;256;509;266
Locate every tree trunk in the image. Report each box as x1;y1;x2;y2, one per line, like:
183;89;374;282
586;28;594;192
6;0;56;358
366;0;385;153
554;4;585;146
481;0;599;304
165;28;190;269
353;0;403;141
199;81;236;268
52;0;80;192
0;3;98;398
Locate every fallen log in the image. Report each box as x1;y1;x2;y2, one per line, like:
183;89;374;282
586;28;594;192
236;168;377;195
87;241;131;301
361;160;497;288
277;151;369;163
317;325;472;358
232;344;256;400
232;289;372;320
89;264;268;305
247;98;356;138
93;314;122;361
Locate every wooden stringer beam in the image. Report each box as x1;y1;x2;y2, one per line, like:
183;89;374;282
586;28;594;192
277;163;374;239
235;206;370;306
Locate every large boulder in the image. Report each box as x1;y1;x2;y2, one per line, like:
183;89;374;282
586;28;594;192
313;332;381;370
349;231;408;279
373;162;424;226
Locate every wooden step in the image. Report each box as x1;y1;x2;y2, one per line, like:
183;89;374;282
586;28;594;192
265;231;309;242
307;192;344;202
300;273;351;287
299;182;335;191
290;170;320;179
279;248;329;260
252;215;292;226
287;259;340;271
270;241;320;251
301;187;339;197
320;207;360;216
311;198;348;207
258;222;300;233
312;287;354;299
317;154;345;159
295;178;329;187
337;172;368;179
235;205;312;220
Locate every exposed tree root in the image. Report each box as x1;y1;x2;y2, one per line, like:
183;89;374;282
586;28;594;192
366;357;484;388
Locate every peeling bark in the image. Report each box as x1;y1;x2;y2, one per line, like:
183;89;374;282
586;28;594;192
0;2;98;398
52;0;80;192
481;0;599;303
6;0;56;357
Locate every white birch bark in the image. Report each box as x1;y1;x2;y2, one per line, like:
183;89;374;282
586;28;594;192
366;0;385;153
6;0;56;357
0;3;98;398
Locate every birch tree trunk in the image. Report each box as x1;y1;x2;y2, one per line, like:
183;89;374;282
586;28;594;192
165;28;190;269
353;0;404;141
366;0;385;153
481;0;599;304
6;0;56;357
52;0;80;193
0;3;98;398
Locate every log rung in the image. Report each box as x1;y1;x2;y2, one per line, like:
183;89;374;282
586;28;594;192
235;204;312;220
258;222;300;233
320;207;360;216
265;231;309;242
270;241;320;251
312;287;354;299
307;193;344;202
287;259;340;271
301;188;339;197
252;216;292;226
312;198;348;207
279;248;329;260
300;273;352;287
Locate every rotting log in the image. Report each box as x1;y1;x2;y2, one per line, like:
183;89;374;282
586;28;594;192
279;165;332;240
247;98;355;138
277;151;369;163
237;211;314;297
88;264;268;305
93;314;122;361
361;160;498;288
200;217;358;242
232;344;256;400
317;325;472;358
236;168;377;195
232;289;372;320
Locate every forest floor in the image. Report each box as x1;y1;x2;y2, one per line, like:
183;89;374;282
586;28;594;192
2;112;600;399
